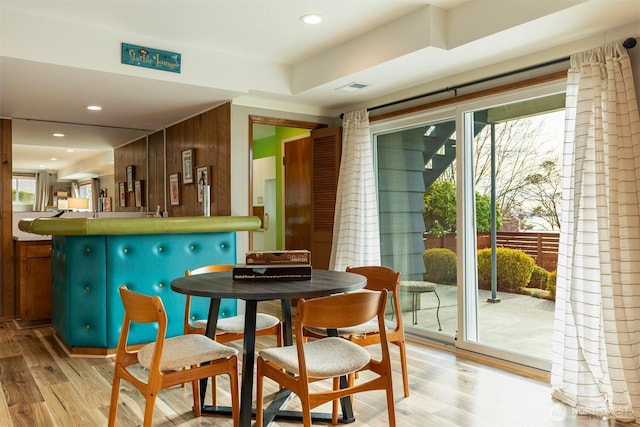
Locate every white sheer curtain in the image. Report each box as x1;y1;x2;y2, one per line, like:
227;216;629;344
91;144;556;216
34;171;52;211
71;181;80;198
329;108;381;270
551;41;640;422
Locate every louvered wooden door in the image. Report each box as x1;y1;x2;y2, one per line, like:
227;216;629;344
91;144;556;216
309;127;341;269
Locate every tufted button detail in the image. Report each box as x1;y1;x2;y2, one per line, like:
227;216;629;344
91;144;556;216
85;324;91;330
190;245;195;251
220;243;225;249
85;247;91;253
85;285;91;291
123;248;128;253
221;311;226;317
158;283;164;288
158;246;163;252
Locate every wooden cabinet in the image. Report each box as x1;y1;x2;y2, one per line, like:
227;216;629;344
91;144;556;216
14;240;52;321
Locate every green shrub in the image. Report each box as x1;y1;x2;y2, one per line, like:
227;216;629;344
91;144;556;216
477;247;535;292
547;270;557;298
423;248;457;285
528;266;549;289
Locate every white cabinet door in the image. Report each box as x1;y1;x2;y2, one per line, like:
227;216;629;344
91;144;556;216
253;156;276;206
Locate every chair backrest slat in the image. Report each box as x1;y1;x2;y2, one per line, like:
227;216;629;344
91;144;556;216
296;290;387;332
346;265;400;293
119;286;165;325
186;264;233;276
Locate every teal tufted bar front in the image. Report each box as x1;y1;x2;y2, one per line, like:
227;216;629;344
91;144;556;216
50;232;237;351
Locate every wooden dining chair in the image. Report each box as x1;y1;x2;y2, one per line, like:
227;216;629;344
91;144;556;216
108;286;239;427
303;265;409;397
256;289;396;427
183;264;283;404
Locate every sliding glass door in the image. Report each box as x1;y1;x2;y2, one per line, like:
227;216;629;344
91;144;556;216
372;81;566;369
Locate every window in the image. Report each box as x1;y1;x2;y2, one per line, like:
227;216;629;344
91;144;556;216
371;81;567;370
78;182;93;211
12;174;36;205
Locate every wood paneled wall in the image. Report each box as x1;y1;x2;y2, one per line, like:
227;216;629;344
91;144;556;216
114;102;231;216
114;137;147;211
147;131;165;213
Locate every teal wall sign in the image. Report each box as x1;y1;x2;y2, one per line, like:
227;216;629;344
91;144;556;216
121;43;181;73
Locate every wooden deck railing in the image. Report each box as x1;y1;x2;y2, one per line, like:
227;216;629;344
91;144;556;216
423;231;559;272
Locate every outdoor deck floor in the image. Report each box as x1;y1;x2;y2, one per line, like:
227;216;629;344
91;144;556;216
402;284;555;360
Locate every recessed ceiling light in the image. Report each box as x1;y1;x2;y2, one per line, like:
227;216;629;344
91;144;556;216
300;14;322;24
87;105;102;111
336;82;370;92
67;149;75;153
50;157;57;161
52;133;65;137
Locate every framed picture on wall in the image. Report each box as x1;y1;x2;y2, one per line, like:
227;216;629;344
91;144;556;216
196;165;209;203
119;182;126;207
135;180;144;208
126;165;135;192
181;149;194;184
104;197;112;212
169;173;181;205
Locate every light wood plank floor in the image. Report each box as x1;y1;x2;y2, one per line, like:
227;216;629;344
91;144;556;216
0;317;636;427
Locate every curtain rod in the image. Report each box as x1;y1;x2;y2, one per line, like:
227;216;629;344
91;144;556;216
340;37;637;119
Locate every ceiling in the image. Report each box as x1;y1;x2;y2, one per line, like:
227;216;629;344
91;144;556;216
1;0;639;178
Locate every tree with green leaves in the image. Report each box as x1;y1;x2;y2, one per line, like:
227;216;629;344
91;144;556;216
423;180;456;236
423;180;501;236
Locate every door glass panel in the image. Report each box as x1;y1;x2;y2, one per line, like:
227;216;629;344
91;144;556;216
464;101;564;362
375;118;457;335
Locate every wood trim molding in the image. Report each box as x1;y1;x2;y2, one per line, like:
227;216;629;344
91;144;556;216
249;115;328;130
370;71;567;123
1;119;15;317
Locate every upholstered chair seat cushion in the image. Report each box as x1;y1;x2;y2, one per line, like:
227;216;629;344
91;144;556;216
137;334;238;372
258;336;370;378
194;313;280;334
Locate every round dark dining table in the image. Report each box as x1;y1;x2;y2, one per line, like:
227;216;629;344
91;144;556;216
171;268;367;427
